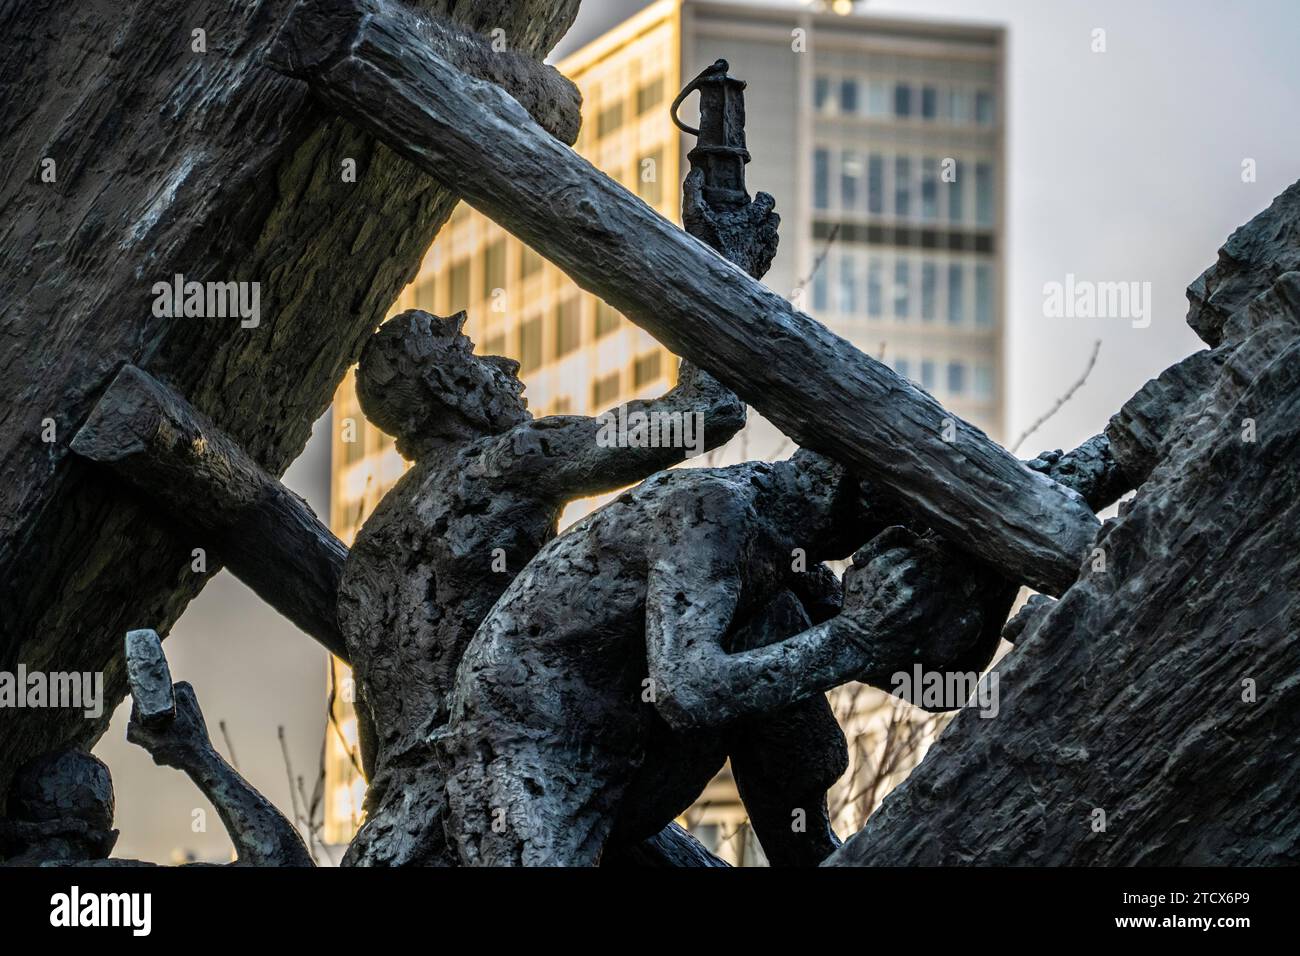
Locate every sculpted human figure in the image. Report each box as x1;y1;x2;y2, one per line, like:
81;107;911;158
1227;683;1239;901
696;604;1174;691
437;450;1019;866
1;632;310;867
338;311;752;866
339;168;875;866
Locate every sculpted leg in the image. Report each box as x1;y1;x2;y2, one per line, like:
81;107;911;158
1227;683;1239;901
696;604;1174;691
727;589;848;866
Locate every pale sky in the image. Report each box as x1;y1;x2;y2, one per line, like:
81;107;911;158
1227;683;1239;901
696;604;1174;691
98;0;1300;862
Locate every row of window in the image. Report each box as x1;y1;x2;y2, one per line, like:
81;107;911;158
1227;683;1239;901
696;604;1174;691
813;150;995;226
590;75;666;141
893;356;996;401
480;300;630;374
430;149;666;313
814;75;996;126
810;253;995;326
590;350;665;410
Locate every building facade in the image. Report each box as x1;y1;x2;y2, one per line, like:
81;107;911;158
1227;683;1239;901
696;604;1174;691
325;0;1007;861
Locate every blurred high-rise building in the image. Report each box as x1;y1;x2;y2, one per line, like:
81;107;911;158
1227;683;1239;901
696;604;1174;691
325;0;1006;862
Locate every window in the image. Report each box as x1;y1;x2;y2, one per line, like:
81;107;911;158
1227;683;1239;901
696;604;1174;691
551;396;572;415
975;90;995;125
948;164;964;223
814;75;831;112
839;254;859;314
520;246;544;280
637;77;664;115
449;260;470;310
592;371;620;409
894;157;912;218
637;149;663;206
975;264;993;326
975;365;995;399
921;86;937;120
921;359;936;390
483;334;506;356
947;264;964;324
414;277;436;311
812;266;829;312
839;78;858;114
814;149;830;210
867;81;889;116
921;157;938;221
518;316;542;372
894;83;912;117
595;300;621;338
976;162;994;226
867;154;884;214
921;261;937;321
483;240;506;300
894;259;910;319
554;297;581;357
895;358;911;381
633;351;662;387
841;151;861;211
343;423;366;464
867;258;883;317
947;361;967;395
596;102;623;138
948;89;971;123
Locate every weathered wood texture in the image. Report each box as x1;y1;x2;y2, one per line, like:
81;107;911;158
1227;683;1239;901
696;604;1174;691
0;0;580;796
71;365;348;660
828;189;1300;865
266;0;1102;598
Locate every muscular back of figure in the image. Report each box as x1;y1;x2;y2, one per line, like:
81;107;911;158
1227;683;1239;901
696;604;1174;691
338;310;746;866
438;452;1017;866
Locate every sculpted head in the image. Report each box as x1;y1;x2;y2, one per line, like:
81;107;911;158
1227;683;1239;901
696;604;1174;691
356;310;531;459
3;747;118;861
777;449;888;561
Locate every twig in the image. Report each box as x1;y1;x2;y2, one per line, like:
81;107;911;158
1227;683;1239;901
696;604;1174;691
277;725;304;831
295;773;317;861
327;664;364;777
1010;339;1101;454
796;223;841;295
218;720;239;771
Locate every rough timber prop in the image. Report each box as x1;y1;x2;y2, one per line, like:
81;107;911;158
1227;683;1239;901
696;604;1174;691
72;365;349;660
827;183;1300;866
265;0;1102;598
0;0;581;799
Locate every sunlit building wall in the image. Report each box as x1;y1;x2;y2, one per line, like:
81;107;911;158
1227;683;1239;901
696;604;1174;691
325;0;1006;861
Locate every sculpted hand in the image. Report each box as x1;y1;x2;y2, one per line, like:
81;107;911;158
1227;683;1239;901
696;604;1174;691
127;682;212;771
682;168;780;280
839;527;993;687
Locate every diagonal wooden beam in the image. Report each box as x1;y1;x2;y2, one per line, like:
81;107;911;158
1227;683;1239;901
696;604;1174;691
265;0;1099;595
71;365;348;661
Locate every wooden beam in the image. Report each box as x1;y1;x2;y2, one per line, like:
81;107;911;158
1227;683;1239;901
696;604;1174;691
265;0;1100;595
827;280;1300;865
71;366;348;661
0;0;578;799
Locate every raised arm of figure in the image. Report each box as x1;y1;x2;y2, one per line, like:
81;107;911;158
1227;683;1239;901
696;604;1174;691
128;683;313;867
646;526;1004;732
498;359;746;501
